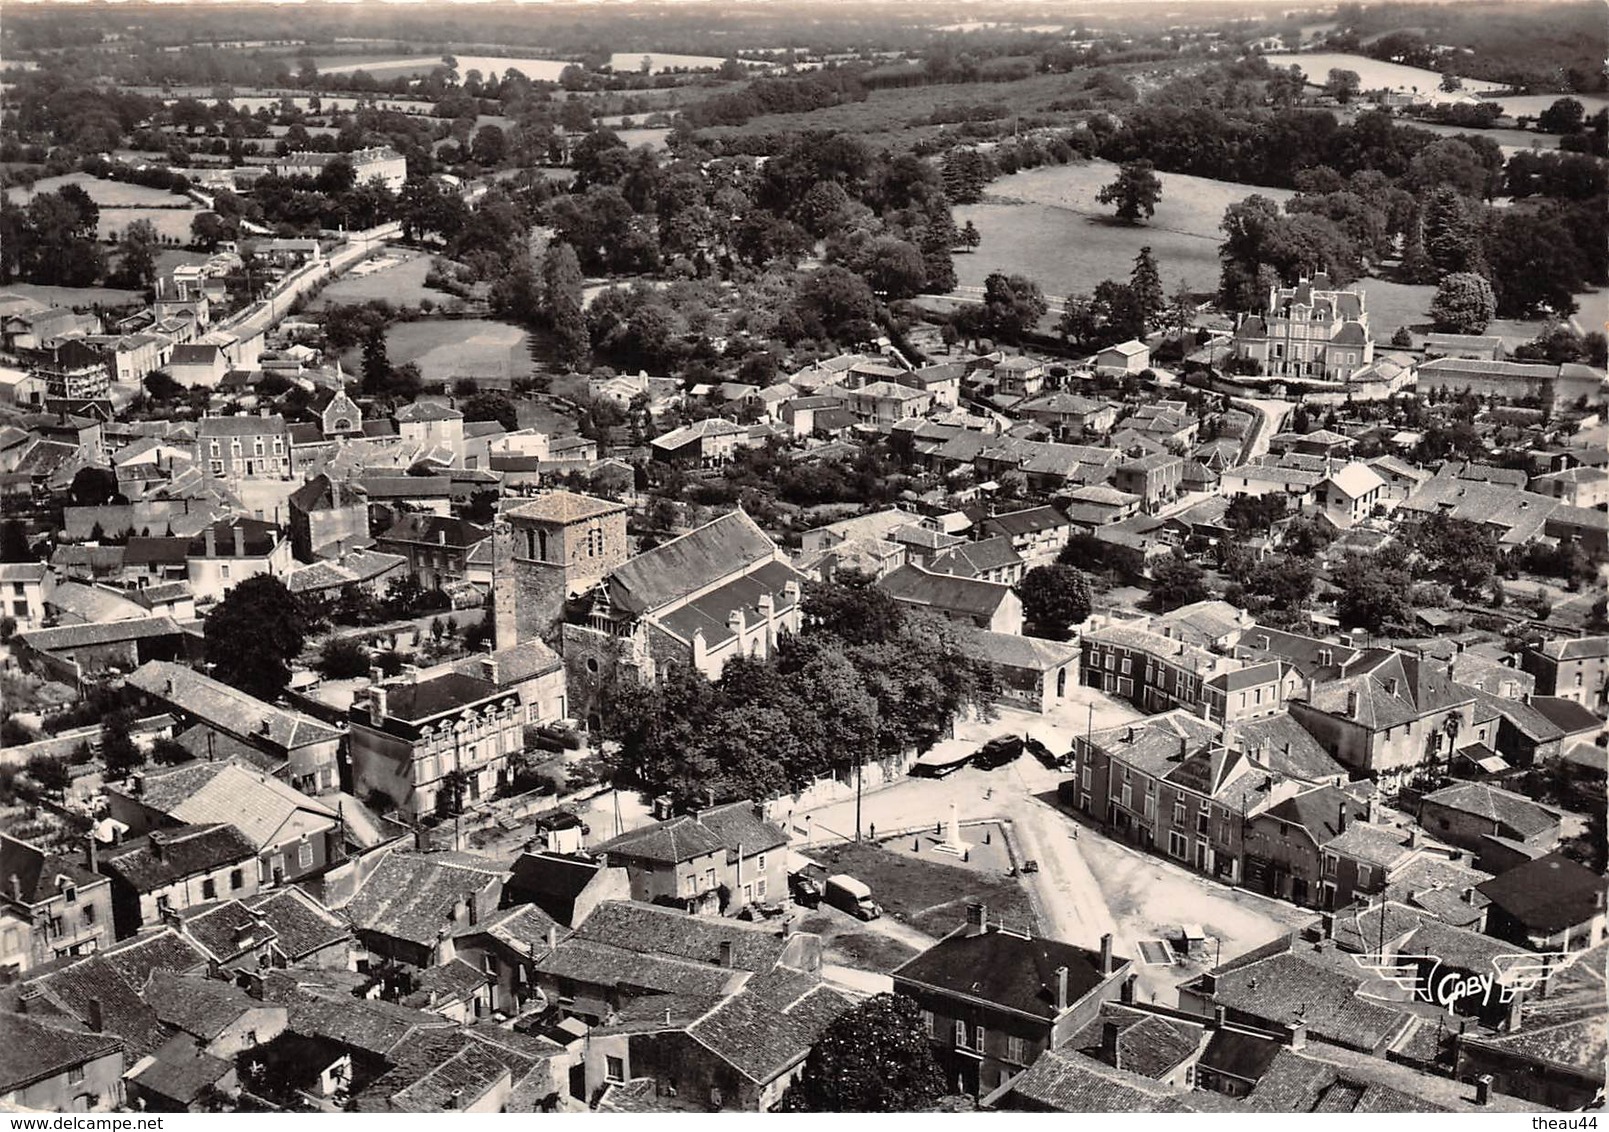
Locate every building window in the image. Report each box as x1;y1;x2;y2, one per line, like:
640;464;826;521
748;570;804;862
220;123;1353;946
1080;766;1092;791
68;1066;85;1085
1356;864;1373;887
756;853;766;873
230;869;244;890
82;904;95;925
973;1024;986;1052
1120;658;1132;676
1168;831;1188;859
482;954;498;975
605;1056;625;1084
1173;800;1187;826
1008;1035;1028;1064
955;1020;968;1047
202;877;217;900
298;842;314;868
1322;853;1337;877
756;878;767;899
922;1010;935;1037
1196;811;1209;835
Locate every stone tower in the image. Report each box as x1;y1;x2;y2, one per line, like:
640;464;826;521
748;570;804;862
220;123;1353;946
494;491;630;649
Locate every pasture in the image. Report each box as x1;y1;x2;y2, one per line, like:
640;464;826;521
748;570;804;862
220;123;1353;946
313;54;572;83
953;159;1295;300
308;249;452;308
342;318;532;388
4;172;188;208
1265;52;1508;97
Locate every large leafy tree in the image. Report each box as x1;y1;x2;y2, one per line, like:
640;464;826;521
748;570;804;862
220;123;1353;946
1016;565;1093;641
1129;245;1165;333
780;994;946;1112
205;575;307;700
1429;272;1496;334
1097;159;1163;224
1332;552;1412;635
1147;551;1209;612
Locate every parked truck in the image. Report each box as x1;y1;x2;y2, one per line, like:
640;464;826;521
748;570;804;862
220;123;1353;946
823;874;883;921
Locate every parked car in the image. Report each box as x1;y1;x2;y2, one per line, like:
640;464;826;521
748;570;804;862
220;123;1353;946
789;869;825;908
1021;859;1039;874
1026;737;1064;768
975;735;1025;769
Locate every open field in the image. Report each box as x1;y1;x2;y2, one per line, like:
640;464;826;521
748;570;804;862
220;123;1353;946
100;206;199;244
314;54;572;82
308;249;451;308
616;127;671;152
4;172;189;208
1480;92;1609;118
341;317;531;387
3;282;145;308
1265;52;1509;97
954;159;1295;300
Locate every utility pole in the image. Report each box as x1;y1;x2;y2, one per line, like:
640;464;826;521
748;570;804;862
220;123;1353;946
854;759;863;843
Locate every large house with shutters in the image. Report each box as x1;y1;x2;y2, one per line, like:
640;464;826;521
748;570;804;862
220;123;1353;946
1232;274;1373;381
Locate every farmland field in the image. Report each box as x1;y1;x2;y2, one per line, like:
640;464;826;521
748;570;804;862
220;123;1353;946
4;172;189;209
342;318;532;387
100;207;199;243
953;159;1295;300
1265;52;1508;97
313;54;572;82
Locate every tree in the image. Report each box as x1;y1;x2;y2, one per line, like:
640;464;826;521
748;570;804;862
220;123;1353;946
540;241;589;365
101;710;144;780
1096;159;1163;224
0;520;30;563
1390;326;1414;347
319;637;372;679
117;218;159;289
779;994;946;1112
1333;552;1412;634
1537;98;1586;135
974;272;1047;345
1225;493;1287;535
1419;187;1485;278
960;220;981;251
70;466;122;507
460;391;518;431
1430;272;1497;334
470;124;507;166
205;575;306;700
1325;68;1361;104
1148;551;1209;611
1016;565;1092;640
26;754;71;796
361;323;391;395
1439;67;1461;93
1129;246;1164;334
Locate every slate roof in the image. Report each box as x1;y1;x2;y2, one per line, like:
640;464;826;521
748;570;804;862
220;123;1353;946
926;535;1023;578
1459;940;1606;1077
1529;695;1604;736
394;402;463;423
1199;1025;1283;1084
651;558;803;648
980;505;1069;538
197;414;285;437
0;1012;122;1093
1237;713;1348;783
1535;635;1609;662
130;1040;234;1105
100;824;257;892
15;615;184;655
344;850;507;949
1477;853;1607;932
1323;822;1412;869
0;833;103;905
467;903;562;955
1245;1048;1446;1113
127;758;338;850
177;899;279;963
893;925;1123;1020
279;989;452;1058
1420;782;1559;840
608;509;780;615
376;671;503;723
507;852;603;925
533;939;742;1000
377;513;488;549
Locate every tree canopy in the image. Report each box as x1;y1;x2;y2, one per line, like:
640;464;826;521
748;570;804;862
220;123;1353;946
779;993;946;1112
204;575;307;700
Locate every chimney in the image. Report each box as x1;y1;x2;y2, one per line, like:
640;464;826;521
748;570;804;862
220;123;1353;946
437;529;446;545
1099;932;1114;975
1101;1021;1121;1069
1407;828;1420;849
448;1088;463;1110
1475;1075;1492;1107
150;832;166;862
1120;974;1136;1005
1286;1019;1307;1049
1337;802;1348;835
1320;911;1335;940
85;833;98;873
965;903;988;937
467;892;478;926
545;925;558;953
8;873;20;902
1213;1005;1226;1029
370;686;388;726
1054;966;1070;1012
1462;887;1476;905
232;523;245;558
717;941;734;969
86;997;104;1033
479;656;500;685
369;666;384;685
204;525;217;557
1346;690;1359;719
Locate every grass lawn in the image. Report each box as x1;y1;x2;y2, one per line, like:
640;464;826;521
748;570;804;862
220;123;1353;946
4;281;145;308
813;839;1036;939
955;159;1295;302
100;206;199;244
816;928;919;974
310;250;452;308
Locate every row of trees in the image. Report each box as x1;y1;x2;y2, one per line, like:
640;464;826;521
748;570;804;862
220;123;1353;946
599;577;996;804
